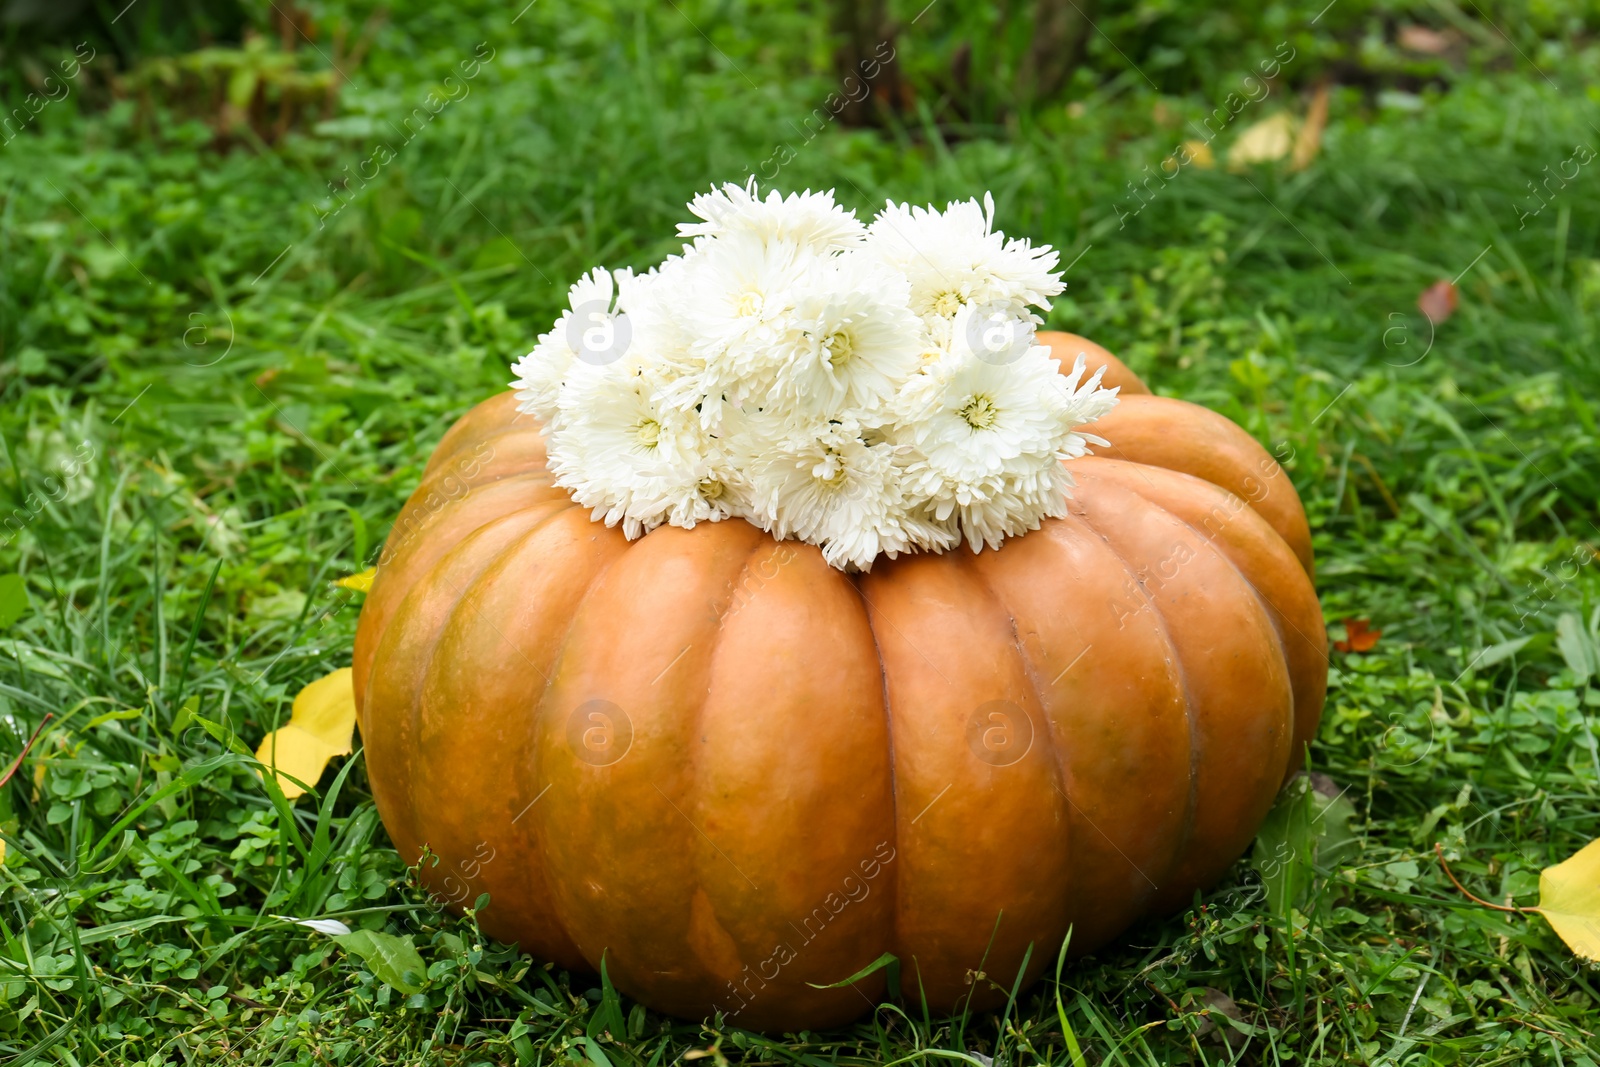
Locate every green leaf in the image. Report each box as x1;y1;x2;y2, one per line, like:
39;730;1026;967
1555;613;1599;684
0;574;29;629
226;68;260;111
586;952;627;1040
578;1036;615;1067
345;505;369;569
332;930;426;994
1252;774;1358;916
1052;930;1087;1067
1469;636;1532;672
807;950;900;1000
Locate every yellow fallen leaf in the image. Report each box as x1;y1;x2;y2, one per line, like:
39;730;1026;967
1164;139;1215;174
1540;837;1600;961
1229;112;1296;170
1183;139;1215;169
335;567;377;593
256;667;357;800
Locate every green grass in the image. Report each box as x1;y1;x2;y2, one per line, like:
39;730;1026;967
2;1;1599;1063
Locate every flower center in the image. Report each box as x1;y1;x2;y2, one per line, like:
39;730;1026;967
825;329;854;368
698;477;725;500
733;290;762;317
635;418;661;448
931;290;963;317
959;394;1000;430
811;452;849;488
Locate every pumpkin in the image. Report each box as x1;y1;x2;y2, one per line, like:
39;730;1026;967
352;330;1326;1031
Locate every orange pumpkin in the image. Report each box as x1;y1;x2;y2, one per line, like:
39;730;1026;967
352;331;1326;1031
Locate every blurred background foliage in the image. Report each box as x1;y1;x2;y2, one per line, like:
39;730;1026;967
6;0;1599;134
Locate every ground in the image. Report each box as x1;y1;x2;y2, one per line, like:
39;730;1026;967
0;1;1598;1064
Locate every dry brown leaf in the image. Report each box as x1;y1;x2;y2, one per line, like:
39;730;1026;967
1398;25;1452;55
1291;83;1331;171
1334;618;1381;654
1417;280;1459;325
1195;987;1247;1049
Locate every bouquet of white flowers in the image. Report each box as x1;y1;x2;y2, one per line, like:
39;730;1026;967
511;181;1119;571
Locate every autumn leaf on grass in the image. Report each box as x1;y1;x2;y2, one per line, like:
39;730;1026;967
334;567;376;593
1417;280;1458;325
1334;618;1381;653
1398;25;1453;55
1540;838;1600;960
1165;140;1215;173
1437;839;1600;962
1290;83;1330;172
256;667;356;800
1228;112;1296;170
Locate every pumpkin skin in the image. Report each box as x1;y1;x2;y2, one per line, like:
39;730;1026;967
352;334;1327;1031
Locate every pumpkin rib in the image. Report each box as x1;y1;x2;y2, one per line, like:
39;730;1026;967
1068;478;1295;910
513;514;641;970
677;530;758;990
366;502;575;860
693;534;897;1029
409;505;603;972
1065;505;1204;903
385;466;556;558
851;576;902;885
415;428;549;497
357;472;566;697
523;517;631;743
374;467;558;582
1081;459;1328;773
860;552;1068;1011
369;470;559;598
955;549;1072;998
1062;511;1203;921
850;569;913;1006
1161;507;1306;784
534;522;790;1021
978;516;1193;952
1083;396;1313;578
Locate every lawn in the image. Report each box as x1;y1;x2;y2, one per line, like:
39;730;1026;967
1;1;1598;1063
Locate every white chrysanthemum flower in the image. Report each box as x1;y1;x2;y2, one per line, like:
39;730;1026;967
897;336;1116;551
510;182;1117;570
742;417;908;571
679;179;866;252
510;266;624;425
547;356;734;538
1055;352;1121;455
659;232;821;415
775;254;923;419
865;193;1064;342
